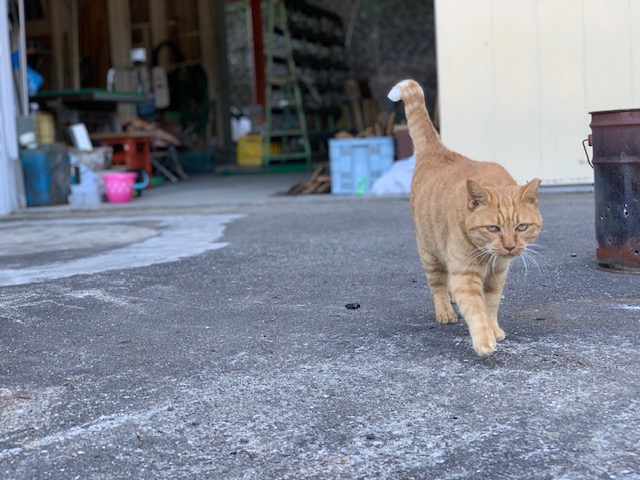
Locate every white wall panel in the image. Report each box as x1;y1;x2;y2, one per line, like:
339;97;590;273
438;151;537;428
435;0;640;185
491;0;539;181
582;0;633;111
537;0;590;184
435;0;494;162
632;0;640;106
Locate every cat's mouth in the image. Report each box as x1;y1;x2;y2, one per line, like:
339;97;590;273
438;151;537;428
505;249;523;257
490;246;523;258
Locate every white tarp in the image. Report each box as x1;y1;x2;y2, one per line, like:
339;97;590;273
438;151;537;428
370;155;415;196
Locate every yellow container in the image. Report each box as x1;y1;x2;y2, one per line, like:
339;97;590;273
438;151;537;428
237;135;281;167
34;112;55;144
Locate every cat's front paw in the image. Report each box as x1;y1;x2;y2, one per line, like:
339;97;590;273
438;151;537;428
493;326;506;342
435;309;458;324
472;334;497;357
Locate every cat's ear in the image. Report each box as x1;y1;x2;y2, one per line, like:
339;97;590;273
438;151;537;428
467;179;491;210
520;178;542;205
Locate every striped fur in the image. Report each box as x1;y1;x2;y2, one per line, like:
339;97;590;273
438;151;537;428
388;79;543;357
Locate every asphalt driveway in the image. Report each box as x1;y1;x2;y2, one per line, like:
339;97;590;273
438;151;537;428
1;191;639;479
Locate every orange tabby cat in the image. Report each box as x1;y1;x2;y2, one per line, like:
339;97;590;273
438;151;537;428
388;79;542;357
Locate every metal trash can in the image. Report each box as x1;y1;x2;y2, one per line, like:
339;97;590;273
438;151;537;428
589;108;640;273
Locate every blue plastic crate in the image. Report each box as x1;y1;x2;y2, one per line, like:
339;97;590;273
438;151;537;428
329;137;395;194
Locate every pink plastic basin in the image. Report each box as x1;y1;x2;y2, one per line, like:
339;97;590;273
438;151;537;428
102;172;138;203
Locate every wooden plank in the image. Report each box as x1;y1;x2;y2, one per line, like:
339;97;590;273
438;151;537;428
70;0;80;89
150;0;169;67
106;0;135;117
49;0;68;89
250;0;265;107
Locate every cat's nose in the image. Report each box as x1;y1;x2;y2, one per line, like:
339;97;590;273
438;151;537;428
505;244;516;252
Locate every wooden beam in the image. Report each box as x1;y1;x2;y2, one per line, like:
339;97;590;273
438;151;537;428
197;0;217;142
249;0;265;107
70;0;80;89
214;0;232;154
199;0;232;153
106;0;135;117
106;0;131;71
49;0;68;89
149;0;169;67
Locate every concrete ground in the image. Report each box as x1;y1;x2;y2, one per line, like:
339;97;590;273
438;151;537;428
1;174;639;479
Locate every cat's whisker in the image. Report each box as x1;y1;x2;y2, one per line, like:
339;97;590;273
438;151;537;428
479;250;492;265
491;253;498;273
524;245;543;264
464;249;491;270
523;250;542;271
463;256;481;271
517;250;542;274
519;251;529;274
483;253;493;274
524;245;543;258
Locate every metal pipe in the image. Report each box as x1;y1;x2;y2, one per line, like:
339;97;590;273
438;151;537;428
17;0;28;115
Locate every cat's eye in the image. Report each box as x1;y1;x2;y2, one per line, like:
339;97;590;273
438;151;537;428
516;224;529;232
486;226;501;233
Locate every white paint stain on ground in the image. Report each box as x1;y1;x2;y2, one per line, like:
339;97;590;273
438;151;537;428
0;401;172;461
64;288;143;307
0;223;159;255
616;304;640;311
0;214;243;287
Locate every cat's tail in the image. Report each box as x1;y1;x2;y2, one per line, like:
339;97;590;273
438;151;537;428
387;79;441;156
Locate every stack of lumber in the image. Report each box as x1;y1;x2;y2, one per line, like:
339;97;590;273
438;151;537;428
285;166;331;195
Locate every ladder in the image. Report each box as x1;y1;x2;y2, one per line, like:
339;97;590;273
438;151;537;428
263;0;312;171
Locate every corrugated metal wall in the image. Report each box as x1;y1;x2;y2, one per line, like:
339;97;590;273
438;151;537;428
435;0;640;185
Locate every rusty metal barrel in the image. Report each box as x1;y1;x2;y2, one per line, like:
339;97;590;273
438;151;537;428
589;108;640;273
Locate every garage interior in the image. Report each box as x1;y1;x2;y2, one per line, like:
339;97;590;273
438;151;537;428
11;0;436;206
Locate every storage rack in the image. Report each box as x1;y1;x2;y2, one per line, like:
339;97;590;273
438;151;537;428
263;0;347;170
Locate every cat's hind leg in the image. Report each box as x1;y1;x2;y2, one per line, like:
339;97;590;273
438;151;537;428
421;254;458;324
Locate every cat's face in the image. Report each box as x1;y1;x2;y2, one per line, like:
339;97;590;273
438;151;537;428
465;179;542;258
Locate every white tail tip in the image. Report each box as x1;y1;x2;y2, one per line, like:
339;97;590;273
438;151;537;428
387;84;403;102
387;79;423;102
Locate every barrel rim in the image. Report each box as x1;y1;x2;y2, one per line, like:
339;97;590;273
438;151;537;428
589;107;640;115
